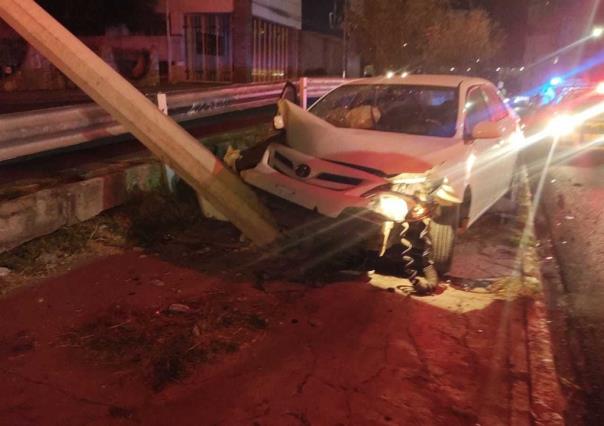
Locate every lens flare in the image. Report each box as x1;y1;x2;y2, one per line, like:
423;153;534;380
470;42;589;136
547;114;578;137
375;195;408;222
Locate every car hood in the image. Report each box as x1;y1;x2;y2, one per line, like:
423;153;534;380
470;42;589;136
279;100;459;176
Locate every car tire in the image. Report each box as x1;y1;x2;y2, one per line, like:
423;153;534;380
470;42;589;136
413;264;439;295
430;205;459;275
401;221;439;294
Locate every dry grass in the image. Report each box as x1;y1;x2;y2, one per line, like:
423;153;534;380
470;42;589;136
67;294;271;391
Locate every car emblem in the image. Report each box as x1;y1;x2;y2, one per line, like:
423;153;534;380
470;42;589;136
295;164;311;178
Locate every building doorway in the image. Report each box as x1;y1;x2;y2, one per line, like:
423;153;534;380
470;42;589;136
184;13;232;82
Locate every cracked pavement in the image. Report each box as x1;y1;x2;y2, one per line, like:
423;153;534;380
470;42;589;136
0;205;539;425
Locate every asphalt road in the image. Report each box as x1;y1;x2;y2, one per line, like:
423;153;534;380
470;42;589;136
527;140;604;424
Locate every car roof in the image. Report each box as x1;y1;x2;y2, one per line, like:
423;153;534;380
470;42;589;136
345;74;493;88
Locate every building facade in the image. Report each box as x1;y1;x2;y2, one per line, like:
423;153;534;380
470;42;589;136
160;0;301;83
0;0;302;91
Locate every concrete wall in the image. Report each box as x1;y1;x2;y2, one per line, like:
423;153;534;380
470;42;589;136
0;161;164;253
299;31;342;76
233;0;253;82
1;36;163;91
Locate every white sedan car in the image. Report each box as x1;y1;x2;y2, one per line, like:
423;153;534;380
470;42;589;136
232;75;523;292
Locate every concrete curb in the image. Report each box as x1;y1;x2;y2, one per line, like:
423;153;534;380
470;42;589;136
0;160;164;253
519;167;566;425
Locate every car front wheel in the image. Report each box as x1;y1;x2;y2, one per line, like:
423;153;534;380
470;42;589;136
429;205;459;275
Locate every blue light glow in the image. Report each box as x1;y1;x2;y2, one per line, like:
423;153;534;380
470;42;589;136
550;77;563;86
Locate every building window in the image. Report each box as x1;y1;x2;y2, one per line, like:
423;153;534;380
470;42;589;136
253;18;289;82
184;13;232;82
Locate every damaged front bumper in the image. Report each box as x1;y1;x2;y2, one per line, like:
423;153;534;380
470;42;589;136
241;143;456;255
241;143;415;220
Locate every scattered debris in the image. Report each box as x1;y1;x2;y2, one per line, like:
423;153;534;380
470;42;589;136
67;294;275;391
168;303;193;314
151;279;165;287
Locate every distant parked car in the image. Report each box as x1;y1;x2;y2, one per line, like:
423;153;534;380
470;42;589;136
230;75;524;293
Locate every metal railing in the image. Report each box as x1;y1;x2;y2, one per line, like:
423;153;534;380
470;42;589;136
0;78;350;162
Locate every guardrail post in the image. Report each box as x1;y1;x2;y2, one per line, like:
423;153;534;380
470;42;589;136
0;0;280;246
156;92;177;192
300;77;308;110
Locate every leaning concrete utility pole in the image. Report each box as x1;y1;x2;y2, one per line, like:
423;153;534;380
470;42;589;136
0;0;280;246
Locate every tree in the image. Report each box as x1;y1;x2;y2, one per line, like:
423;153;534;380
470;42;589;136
348;0;504;73
38;0;159;35
423;8;504;68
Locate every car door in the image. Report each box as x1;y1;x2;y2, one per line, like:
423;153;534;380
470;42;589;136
463;85;504;222
482;85;519;198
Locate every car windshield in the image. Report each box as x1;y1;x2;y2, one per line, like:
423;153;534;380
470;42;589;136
310;84;459;137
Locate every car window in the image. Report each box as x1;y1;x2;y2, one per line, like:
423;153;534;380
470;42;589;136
483;86;509;121
464;87;491;137
310;84;459;138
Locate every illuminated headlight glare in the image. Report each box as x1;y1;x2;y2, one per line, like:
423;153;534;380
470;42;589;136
374;194;409;222
547;114;578;137
409;204;427;220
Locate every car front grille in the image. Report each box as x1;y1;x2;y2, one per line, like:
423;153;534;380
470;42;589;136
315;173;363;186
270;149;364;189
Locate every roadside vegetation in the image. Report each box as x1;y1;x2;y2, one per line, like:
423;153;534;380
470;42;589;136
348;0;504;73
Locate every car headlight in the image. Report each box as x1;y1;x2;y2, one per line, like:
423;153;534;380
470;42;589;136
372;193;409;222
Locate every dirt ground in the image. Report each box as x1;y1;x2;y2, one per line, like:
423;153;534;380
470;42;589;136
0;193;541;425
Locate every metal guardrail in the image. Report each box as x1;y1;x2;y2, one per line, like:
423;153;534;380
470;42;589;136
0;78;350;162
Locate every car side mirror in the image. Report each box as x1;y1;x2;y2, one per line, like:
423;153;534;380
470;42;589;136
471;120;504;140
279;81;298;104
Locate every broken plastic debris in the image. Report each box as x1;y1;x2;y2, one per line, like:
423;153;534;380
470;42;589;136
168;303;192;314
223;145;242;170
545;256;554;261
564;215;575;220
151;279;165;287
